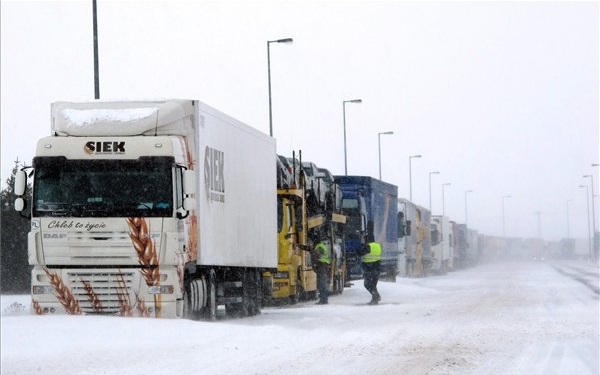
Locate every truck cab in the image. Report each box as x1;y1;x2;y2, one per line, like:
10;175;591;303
335;176;399;282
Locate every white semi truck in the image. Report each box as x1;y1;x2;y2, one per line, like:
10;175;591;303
13;99;277;319
430;215;453;274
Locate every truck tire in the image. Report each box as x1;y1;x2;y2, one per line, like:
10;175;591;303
387;265;397;283
262;275;273;306
184;273;207;321
336;274;344;294
226;269;250;318
202;269;217;321
242;269;254;317
292;267;306;303
251;269;262;315
290;284;300;305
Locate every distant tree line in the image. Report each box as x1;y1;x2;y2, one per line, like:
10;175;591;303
1;160;31;293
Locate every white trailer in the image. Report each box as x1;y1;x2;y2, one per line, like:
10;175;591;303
14;99;277;319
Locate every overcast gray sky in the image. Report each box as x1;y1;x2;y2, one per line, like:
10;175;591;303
1;1;598;241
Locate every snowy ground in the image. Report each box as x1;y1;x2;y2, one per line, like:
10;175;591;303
2;260;598;375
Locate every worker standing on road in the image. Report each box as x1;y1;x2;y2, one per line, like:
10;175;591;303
314;234;330;305
361;233;382;305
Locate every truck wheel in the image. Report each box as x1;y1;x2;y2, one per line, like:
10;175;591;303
242;269;253;316
289;285;299;305
387;266;397;283
226;269;250;318
202;269;217;321
251;269;262;315
262;275;273;306
290;275;305;304
336;274;344;294
296;268;308;301
184;274;207;320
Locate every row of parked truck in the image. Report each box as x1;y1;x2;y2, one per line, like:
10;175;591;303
13;99;482;319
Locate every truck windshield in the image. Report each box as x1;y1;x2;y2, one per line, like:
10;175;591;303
342;198;362;239
32;156;174;218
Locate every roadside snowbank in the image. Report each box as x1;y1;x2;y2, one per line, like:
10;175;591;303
2;261;598;375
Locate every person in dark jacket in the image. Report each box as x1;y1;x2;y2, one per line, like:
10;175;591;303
361;234;381;305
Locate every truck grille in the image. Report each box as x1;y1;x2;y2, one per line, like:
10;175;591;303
67;270;139;314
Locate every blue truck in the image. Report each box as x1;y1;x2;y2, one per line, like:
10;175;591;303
334;176;400;282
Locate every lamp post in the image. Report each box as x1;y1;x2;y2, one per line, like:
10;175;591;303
378;131;394;180
566;199;572;240
342;99;362;175
408;154;421;201
267;37;293;137
580;185;592;260
93;0;100;99
583;174;597;261
502;195;511;237
465;190;473;226
428;171;440;212
442;183;451;216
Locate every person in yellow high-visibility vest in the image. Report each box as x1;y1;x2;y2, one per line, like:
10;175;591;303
361;233;381;305
313;234;330;305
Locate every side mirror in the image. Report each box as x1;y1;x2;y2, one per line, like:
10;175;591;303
397;212;405;239
14;170;27;196
183;170;197;195
183;197;196;211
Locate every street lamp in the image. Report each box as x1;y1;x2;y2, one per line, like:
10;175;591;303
93;0;100;99
465;190;473;226
428;171;440;211
580;185;592;260
442;183;451;216
267;37;293;137
583;174;597;261
502;195;511;237
408;154;421;201
342;99;362;175
566;199;572;240
378;131;394;180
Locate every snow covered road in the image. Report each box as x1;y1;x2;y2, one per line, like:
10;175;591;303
2;261;598;375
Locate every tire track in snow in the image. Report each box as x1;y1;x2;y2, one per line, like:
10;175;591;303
551;264;599;295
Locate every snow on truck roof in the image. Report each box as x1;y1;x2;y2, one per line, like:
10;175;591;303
51;99;195;136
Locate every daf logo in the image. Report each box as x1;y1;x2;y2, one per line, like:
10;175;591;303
43;233;67;239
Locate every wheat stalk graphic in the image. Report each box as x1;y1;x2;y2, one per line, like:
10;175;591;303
80;278;103;313
32;300;43;315
115;272;133;317
43;268;81;315
136;294;150;317
127;217;161;317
